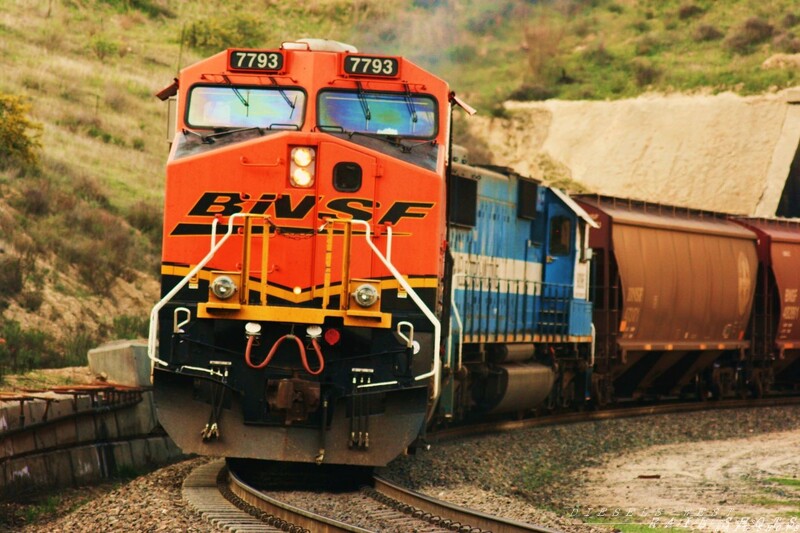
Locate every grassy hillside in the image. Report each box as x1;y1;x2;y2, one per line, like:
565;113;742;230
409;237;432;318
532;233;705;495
0;0;798;371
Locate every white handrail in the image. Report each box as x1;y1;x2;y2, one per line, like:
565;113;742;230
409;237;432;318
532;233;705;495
149;215;441;403
147;214;250;367
347;220;441;402
449;273;465;372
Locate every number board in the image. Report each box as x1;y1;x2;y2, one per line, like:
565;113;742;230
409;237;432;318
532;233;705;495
228;50;284;72
343;55;400;78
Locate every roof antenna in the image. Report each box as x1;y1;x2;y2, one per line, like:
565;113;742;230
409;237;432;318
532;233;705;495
176;22;186;76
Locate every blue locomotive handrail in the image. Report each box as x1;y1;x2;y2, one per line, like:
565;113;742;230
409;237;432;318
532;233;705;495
452;274;575;341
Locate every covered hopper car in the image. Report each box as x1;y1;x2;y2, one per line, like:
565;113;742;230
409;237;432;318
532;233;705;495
575;195;800;402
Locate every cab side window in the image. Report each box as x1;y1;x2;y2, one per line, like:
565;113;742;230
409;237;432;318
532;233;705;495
549;216;571;256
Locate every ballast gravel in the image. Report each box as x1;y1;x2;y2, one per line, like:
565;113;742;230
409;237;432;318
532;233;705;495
12;405;800;532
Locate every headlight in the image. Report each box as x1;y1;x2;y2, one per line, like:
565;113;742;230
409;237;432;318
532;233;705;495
291;167;313;187
353;283;379;308
292;147;314;167
290;146;315;188
211;275;237;300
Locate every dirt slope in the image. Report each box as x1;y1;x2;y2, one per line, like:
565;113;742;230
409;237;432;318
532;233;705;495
467;88;800;216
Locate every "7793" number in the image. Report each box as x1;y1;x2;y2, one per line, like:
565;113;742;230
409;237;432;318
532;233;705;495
344;55;399;77
229;51;284;71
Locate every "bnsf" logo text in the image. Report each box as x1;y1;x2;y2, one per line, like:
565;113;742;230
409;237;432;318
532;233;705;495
170;192;435;236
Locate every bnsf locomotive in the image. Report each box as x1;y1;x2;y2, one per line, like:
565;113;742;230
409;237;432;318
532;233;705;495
149;39;800;468
147;39;597;466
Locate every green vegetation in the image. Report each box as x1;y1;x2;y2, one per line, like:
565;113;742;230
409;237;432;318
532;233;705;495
22;495;61;523
488;0;800;105
112;314;150;339
0;319;98;377
1;0;798;371
586;518;693;533
0;94;42;171
767;477;800;487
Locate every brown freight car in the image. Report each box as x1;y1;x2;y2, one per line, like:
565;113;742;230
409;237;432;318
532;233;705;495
734;217;800;395
574;195;758;403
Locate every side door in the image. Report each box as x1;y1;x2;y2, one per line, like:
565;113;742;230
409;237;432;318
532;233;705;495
540;201;576;334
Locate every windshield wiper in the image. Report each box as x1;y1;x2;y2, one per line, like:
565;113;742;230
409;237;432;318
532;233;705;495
403;84;418;124
231;87;249;110
183;128;215;144
222;75;250;115
269;76;297;119
319;126;437;156
336;128;414;153
201;126;265;142
356;82;371;122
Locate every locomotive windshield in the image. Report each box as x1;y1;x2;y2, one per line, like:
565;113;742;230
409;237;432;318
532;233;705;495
317;90;437;138
186;85;305;129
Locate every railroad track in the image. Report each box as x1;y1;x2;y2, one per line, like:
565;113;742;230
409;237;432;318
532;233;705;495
433;395;800;442
183;397;800;532
184;459;559;532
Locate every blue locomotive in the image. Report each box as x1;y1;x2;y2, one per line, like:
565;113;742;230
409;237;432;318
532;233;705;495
438;147;597;422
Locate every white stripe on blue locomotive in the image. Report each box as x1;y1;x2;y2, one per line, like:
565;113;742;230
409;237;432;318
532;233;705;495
447;161;596;341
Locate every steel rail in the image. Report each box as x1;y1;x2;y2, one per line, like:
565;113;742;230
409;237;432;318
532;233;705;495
222;460;562;532
370;475;562;533
431;396;800;442
227;465;371;533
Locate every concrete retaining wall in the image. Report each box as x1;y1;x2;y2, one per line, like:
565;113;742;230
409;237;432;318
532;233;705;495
0;341;186;499
2;436;182;498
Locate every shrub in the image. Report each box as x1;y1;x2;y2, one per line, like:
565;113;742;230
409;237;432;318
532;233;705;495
0;94;42;171
87;124;126;146
59;210;136;292
726;17;775;54
678;4;704;20
73;175;111;208
632;58;661;87
630;20;650;34
782;13;800;29
635;33;664;56
125;200;163;246
0;320;54;372
508;83;558;101
19;289;44;312
693;24;724;42
90;35;119;60
0;254;23;296
62;324;97;366
113;315;149;339
448;44;478;63
185;15;265;53
129;0;177;19
523;14;564;85
583;43;614;67
773;32;800;53
15;179;51;216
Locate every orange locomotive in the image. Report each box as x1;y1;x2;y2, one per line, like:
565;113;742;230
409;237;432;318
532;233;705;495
149;40;462;466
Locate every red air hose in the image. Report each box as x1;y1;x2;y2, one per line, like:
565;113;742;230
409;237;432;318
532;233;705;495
245;334;325;375
305;338;325;375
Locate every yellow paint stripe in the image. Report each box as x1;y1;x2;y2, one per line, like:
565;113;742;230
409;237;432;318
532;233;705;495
162;264;438;303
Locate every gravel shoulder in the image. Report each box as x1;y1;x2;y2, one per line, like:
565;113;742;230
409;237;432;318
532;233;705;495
14;457;213;532
382;405;800;532
577;429;800;531
9;405;800;532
